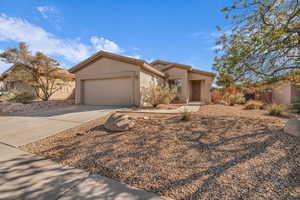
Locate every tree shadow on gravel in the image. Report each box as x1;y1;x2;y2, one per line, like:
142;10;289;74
22;114;300;200
152;126;299;199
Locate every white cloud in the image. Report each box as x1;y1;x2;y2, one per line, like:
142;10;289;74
36;6;56;19
125;55;142;59
0;14;125;65
146;58;155;63
0;49;12;73
211;44;223;51
90;36;123;54
36;6;63;30
0;60;11;73
131;55;142;59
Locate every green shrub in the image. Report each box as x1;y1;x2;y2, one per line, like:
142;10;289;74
142;83;177;107
1;89;35;103
244;100;264;110
224;93;246;106
268;104;284;116
180;110;191;121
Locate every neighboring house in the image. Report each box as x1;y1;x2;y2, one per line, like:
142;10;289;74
272;82;300;104
69;51;215;106
0;64;75;100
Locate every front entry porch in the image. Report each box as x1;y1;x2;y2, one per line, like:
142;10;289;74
189;80;201;101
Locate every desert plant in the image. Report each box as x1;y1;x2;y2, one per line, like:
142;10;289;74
1;89;35;103
234;93;246;104
224;93;245;106
211;89;222;103
226;86;237;94
180;110;191;121
142;83;177;107
268;104;284;116
244;100;264;110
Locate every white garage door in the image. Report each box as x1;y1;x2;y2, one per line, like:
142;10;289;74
83;78;133;106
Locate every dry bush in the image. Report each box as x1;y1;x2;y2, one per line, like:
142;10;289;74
224;93;246;106
244;100;264;110
268;104;284;116
142;83;177;107
226;86;237;94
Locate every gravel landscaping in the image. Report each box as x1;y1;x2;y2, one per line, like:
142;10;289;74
22;105;300;200
0;99;74;115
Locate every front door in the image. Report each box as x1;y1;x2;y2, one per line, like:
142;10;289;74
191;81;201;101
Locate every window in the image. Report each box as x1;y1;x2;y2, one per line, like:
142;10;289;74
168;79;182;93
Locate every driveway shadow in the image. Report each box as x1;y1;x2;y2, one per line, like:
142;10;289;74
11;105;129;118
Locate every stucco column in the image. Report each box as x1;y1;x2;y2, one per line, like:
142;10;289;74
199;80;211;103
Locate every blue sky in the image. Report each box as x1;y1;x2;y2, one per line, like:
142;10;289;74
0;0;232;73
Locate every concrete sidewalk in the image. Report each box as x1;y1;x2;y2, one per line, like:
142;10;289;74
0;143;164;200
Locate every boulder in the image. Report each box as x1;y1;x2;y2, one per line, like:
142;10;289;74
284;118;300;137
104;113;135;132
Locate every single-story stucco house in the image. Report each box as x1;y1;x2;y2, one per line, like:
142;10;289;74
69;51;215;106
0;64;75;100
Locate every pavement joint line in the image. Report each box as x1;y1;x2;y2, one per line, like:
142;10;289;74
0;141;16;148
39;117;84;124
55;177;88;200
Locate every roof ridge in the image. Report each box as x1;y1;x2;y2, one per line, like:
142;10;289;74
69;51;165;77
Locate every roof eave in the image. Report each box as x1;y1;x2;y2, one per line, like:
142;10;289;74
190;69;216;77
69;51;165;78
142;63;165;78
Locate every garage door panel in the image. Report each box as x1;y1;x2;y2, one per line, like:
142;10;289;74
83;78;133;106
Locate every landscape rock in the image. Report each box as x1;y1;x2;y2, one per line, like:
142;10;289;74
0;100;74;114
284;118;300;137
104;113;135;132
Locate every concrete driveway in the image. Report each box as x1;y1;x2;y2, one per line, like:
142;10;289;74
0;105;122;147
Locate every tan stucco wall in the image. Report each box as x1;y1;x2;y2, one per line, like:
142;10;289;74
139;70;164;88
74;57;141;106
188;72;211;81
291;85;300;103
164;68;213;103
272;83;291;104
139;70;165;105
164;67;189;102
49;80;75;100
